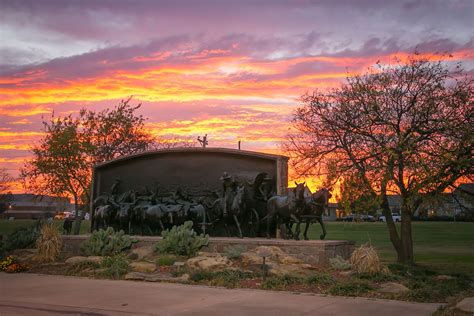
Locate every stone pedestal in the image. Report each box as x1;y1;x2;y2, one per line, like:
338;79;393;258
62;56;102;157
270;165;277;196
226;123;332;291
62;235;355;266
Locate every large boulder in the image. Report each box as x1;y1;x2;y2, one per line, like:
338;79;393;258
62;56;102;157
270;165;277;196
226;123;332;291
186;253;232;271
130;261;156;273
241;246;312;277
378;282;410;294
268;263;314;277
128;245;155;261
65;256;103;265
456;297;474;313
241;246;303;266
125;272;147;281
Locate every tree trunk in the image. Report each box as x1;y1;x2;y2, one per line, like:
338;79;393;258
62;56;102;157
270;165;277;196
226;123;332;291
72;195;82;235
380;194;402;260
399;203;414;264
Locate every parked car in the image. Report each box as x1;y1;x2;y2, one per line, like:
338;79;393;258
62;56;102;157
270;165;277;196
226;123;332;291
379;213;401;222
337;214;358;222
361;215;376;222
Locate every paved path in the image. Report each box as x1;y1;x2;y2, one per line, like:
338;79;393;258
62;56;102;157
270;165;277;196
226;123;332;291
0;273;440;316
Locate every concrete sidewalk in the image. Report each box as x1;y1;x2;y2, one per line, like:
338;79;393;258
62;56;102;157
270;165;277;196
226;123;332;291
0;273;440;316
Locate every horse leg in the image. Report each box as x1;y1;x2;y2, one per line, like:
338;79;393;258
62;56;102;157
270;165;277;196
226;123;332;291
224;221;232;237
318;217;326;240
233;214;243;238
293;221;301;240
303;220;310;240
251;208;260;237
290;214;301;240
266;214;272;239
280;222;288;239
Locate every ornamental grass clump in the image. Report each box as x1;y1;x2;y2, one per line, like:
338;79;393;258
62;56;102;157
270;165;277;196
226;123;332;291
156;221;208;257
350;243;383;274
35;223;63;263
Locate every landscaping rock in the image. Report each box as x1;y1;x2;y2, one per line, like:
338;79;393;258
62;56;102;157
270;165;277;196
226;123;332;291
268;263;313;277
129;245;155;261
241;246;311;276
242;246;303;266
125;272;147;281
144;273;171;282
456;297;474;313
185;254;232;271
339;270;353;277
65;256;103;265
130;261;156;273
141;272;191;283
378;282;410;294
176;273;190;283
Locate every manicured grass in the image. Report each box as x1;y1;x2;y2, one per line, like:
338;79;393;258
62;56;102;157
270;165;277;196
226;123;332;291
0;219;91;236
308;221;474;275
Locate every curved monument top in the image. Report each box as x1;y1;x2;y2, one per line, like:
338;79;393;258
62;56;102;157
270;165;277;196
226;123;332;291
94;147;289;169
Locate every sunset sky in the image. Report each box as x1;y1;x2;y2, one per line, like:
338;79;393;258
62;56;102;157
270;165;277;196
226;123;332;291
1;0;473;193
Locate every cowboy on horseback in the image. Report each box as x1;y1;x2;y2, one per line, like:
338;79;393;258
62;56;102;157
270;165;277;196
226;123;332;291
220;172;236;218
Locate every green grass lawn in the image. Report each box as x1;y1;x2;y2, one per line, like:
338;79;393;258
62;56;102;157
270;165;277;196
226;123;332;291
307;221;474;275
0;219;91;236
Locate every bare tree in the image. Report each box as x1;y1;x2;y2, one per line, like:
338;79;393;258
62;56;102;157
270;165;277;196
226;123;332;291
286;54;473;264
0;168;14;195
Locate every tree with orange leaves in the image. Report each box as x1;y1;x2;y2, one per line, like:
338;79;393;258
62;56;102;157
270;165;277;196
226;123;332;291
21;99;155;234
286;53;473;264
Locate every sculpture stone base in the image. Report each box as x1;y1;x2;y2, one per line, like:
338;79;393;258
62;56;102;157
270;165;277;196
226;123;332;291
62;236;355;266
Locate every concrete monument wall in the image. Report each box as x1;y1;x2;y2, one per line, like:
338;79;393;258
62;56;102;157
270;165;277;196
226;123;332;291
91;147;289;204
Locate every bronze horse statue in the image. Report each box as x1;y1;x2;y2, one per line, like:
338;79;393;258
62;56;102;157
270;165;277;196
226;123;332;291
265;182;306;239
293;188;331;240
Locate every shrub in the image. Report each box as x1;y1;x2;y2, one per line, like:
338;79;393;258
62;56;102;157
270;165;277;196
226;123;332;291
190;269;253;287
81;228;136;256
223;245;246;259
0;255;15;271
156;221;208;257
5;262;30;273
210;270;254;288
356;272;400;282
0;255;29;273
329;255;351;271
306;273;336;285
328;281;374;296
190;270;215;282
262;274;302;290
67;260;100;276
35;224;63;263
405;276;471;302
100;253;130;279
350;244;383;274
1;226;39;254
157;255;176;266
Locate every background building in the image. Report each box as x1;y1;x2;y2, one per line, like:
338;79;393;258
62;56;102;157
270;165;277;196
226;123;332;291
0;194;72;219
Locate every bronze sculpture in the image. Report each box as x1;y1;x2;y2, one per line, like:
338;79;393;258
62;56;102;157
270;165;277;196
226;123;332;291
92;172;330;239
